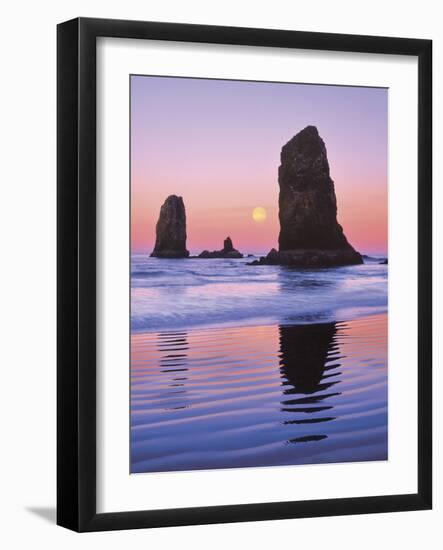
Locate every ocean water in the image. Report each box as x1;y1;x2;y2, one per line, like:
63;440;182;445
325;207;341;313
131;255;388;333
130;255;388;473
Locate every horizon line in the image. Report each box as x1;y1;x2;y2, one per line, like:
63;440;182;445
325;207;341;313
131;248;389;258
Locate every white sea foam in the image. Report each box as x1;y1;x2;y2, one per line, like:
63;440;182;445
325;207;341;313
131;256;388;332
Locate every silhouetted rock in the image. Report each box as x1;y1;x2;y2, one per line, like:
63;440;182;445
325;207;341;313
379;258;388;265
253;126;362;267
198;236;243;259
150;195;189;258
223;237;234;253
249;248;362;268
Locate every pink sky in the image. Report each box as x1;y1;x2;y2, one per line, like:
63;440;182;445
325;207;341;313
131;76;387;256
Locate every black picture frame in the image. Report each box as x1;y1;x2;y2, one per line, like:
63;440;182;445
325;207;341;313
57;17;432;532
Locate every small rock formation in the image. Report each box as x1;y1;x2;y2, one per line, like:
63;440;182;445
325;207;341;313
251;126;362;267
198;236;243;259
379;258;388;265
150;195;189;258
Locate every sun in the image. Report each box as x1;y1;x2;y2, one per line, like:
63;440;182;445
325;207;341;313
252;206;267;223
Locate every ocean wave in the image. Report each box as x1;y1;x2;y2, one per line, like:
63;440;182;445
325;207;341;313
131;257;388;332
131;269;169;278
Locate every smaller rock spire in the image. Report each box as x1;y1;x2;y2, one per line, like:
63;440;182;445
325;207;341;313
150;195;189;258
198;236;243;259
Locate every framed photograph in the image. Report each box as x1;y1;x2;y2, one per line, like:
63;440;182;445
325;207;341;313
57;17;432;532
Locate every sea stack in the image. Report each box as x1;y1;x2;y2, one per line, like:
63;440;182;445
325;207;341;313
198;236;243;259
150;195;189;258
252;126;362;267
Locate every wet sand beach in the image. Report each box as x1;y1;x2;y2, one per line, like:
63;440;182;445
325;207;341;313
131;313;387;473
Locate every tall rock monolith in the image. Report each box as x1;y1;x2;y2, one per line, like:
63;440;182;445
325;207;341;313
150;195;189;258
252;126;362;267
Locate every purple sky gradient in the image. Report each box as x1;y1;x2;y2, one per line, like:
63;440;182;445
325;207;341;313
131;75;388;255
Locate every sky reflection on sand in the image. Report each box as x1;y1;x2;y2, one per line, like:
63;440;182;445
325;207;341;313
131;313;387;473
